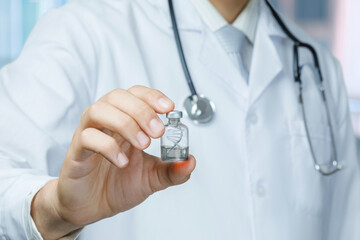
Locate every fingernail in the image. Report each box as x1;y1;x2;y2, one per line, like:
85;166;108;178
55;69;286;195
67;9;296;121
158;98;172;109
117;153;128;167
137;131;149;147
149;118;164;135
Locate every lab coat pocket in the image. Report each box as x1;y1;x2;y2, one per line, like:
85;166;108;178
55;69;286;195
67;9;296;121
288;120;333;217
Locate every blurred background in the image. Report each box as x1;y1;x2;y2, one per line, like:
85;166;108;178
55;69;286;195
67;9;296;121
0;0;359;147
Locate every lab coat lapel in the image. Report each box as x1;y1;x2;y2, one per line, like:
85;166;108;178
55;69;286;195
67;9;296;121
147;0;286;103
198;31;249;99
248;1;285;105
147;0;248;99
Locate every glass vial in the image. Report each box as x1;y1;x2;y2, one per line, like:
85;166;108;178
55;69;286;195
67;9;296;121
161;110;189;162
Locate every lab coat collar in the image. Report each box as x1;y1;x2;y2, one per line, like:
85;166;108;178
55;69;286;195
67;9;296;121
198;28;250;100
144;0;291;104
144;0;288;37
261;1;288;39
197;0;289;104
191;0;259;44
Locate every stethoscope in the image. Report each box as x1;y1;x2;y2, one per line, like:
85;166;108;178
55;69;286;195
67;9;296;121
168;0;341;176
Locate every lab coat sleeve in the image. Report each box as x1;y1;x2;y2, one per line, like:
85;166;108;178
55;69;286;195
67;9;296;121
0;6;96;239
327;59;360;240
23;176;82;240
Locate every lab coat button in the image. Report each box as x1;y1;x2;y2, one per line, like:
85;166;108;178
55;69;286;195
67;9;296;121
256;182;266;197
249;114;258;124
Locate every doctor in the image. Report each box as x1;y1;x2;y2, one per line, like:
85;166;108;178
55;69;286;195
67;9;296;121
0;0;359;239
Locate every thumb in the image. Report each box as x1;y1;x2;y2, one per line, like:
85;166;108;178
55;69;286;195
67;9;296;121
152;155;196;192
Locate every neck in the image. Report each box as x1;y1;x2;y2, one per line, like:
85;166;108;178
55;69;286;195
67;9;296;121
210;0;250;24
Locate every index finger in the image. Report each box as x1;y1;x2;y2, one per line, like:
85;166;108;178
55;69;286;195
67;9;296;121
127;85;175;114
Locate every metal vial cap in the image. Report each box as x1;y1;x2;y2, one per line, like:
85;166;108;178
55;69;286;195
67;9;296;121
166;110;183;119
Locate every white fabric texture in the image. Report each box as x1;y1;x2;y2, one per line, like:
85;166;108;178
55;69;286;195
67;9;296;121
0;0;359;239
191;0;259;42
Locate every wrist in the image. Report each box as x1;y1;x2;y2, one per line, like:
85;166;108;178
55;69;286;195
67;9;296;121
31;179;82;240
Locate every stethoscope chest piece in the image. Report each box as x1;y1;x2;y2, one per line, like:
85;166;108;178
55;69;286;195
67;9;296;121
183;94;216;124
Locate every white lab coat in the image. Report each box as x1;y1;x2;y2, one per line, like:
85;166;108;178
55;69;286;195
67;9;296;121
0;0;359;239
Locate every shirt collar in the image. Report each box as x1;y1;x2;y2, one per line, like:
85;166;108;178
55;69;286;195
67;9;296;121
191;0;259;43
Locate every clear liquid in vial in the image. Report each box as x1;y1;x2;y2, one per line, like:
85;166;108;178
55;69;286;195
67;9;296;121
161;145;189;162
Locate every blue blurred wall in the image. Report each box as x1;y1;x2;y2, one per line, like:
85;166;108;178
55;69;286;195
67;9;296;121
0;0;68;68
0;0;332;68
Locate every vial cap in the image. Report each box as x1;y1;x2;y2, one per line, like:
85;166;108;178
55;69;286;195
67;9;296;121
166;110;183;119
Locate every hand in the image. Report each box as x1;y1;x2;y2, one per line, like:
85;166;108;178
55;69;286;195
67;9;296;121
31;86;196;239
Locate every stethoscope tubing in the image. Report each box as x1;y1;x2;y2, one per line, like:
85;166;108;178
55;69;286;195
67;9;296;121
168;0;340;175
168;0;198;97
264;0;324;83
266;0;340;175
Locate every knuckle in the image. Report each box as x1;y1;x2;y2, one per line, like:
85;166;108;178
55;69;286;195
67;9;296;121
147;89;164;102
79;128;92;146
86;104;101;122
107;88;124;102
103;137;118;153
81;106;90;120
133;105;154;120
86;104;97;116
128;85;143;93
117;115;135;130
156;163;173;188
